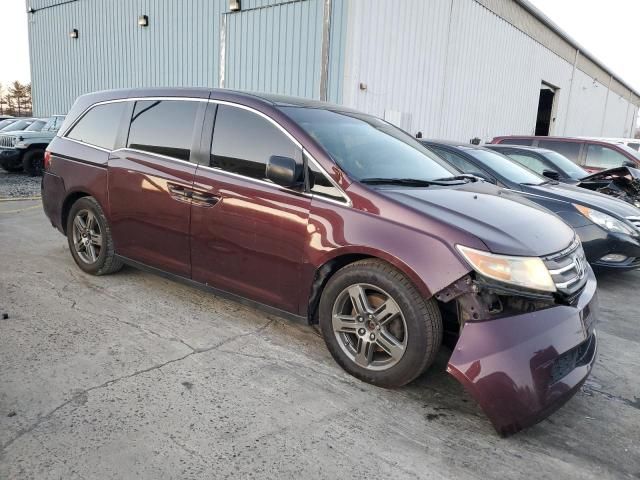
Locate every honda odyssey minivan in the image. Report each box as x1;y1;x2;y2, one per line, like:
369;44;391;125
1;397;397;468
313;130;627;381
42;88;598;436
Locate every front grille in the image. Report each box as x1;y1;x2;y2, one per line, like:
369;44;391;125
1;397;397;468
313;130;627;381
549;332;596;384
0;134;16;148
626;216;640;230
544;237;588;298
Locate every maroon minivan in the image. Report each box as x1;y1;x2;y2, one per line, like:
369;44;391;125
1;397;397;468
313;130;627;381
491;135;640;173
42;88;598;436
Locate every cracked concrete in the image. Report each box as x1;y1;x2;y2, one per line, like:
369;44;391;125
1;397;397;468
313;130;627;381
1;199;639;479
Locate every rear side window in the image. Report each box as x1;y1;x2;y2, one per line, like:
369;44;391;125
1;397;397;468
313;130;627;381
67;103;125;150
499;138;533;146
538;140;581;162
127;100;200;161
505;152;549;175
210;105;299;181
585;144;630;169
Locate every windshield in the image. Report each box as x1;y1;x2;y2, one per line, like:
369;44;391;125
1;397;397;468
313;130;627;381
25;120;46;132
0;119;33;132
0;119;16;130
542;151;588;179
466;149;547;185
281;107;456;182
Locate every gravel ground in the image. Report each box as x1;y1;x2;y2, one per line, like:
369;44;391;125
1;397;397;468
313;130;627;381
0;171;41;199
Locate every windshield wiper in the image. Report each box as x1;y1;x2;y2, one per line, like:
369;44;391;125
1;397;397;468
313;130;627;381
432;174;480;183
360;178;438;186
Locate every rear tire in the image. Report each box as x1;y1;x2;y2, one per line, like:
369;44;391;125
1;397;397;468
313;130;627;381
319;259;442;388
66;196;123;276
0;158;23;172
22;149;44;176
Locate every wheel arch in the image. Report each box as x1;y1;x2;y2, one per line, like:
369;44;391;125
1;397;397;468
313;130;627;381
306;249;433;324
61;190;92;235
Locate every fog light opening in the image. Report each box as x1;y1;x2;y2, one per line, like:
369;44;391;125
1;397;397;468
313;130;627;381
600;254;628;263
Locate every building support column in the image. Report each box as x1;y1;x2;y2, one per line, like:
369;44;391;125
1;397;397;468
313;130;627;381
600;75;613;136
563;49;580;135
319;0;332;101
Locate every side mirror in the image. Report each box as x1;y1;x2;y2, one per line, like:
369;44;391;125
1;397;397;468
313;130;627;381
542;169;560;180
623;161;636;168
471;171;496;184
266;155;303;188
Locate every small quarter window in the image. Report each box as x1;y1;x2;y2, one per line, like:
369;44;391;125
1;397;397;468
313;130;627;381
210;105;299;181
307;155;345;202
127;100;200;161
67;103;125;150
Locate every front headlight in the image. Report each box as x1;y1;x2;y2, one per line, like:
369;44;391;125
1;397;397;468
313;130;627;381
574;204;637;236
457;245;556;292
15;141;27;148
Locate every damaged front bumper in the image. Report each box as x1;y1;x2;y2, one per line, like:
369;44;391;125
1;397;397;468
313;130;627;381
578;166;640;208
444;269;598;436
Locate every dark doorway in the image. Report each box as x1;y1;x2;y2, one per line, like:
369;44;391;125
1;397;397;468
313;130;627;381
535;84;556;136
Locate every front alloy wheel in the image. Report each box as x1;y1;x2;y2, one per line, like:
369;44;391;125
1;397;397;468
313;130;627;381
332;283;407;371
319;259;442;388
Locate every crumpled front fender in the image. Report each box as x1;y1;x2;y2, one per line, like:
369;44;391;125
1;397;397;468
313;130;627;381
447;270;599;436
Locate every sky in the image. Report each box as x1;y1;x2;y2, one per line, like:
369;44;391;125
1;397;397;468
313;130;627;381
0;0;639;92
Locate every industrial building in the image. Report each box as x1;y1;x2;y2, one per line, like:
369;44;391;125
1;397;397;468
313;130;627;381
27;0;640;142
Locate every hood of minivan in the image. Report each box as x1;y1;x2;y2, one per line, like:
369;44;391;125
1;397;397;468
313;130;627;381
526;182;640;219
379;182;575;257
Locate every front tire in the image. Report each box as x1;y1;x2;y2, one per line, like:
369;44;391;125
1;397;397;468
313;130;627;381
22;149;44;176
66;196;123;275
319;259;442;388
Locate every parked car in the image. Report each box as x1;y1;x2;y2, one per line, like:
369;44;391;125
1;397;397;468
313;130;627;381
0;115;14;121
485;144;589;183
490;135;640;173
487;144;640;208
422;141;640;270
0;115;65;175
0;118;18;131
0;117;36;133
43;88;598;436
583;137;640;152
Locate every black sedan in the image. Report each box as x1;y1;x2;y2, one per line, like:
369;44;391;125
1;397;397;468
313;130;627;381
486;144;640;208
485;144;588;183
422;140;640;270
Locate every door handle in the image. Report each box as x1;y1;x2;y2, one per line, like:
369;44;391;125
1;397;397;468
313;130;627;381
167;183;192;204
191;190;220;206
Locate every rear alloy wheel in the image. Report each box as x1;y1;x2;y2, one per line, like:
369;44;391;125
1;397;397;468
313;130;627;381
22;149;45;176
66;196;123;275
319;259;442;388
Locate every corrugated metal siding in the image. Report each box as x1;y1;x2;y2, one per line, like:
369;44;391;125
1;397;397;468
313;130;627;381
223;0;324;98
28;0;339;115
29;0;228;115
341;0;636;140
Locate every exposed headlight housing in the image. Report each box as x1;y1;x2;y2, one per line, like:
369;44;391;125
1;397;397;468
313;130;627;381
457;245;556;293
574;204;637;236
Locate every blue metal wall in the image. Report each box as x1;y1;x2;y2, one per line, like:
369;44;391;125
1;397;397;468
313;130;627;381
27;0;347;115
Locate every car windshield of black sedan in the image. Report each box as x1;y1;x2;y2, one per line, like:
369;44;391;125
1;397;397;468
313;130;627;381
282;107;455;181
467;149;546;185
542;150;589;179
